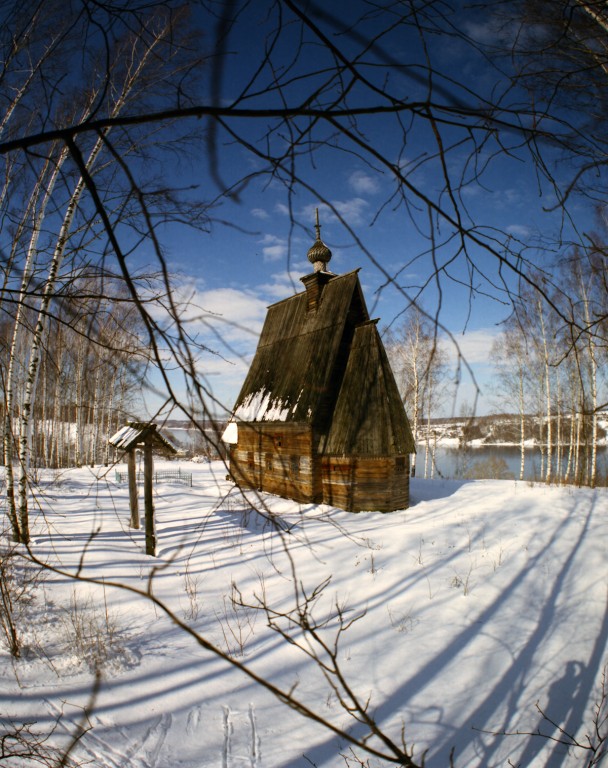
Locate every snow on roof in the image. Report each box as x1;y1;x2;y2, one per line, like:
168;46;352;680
221;420;238;444
234;388;298;423
109;424;143;450
108;423;177;453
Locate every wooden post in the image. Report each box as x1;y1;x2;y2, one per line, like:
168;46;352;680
143;437;156;556
127;449;139;529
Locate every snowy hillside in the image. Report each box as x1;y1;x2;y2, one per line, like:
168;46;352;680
1;461;607;767
417;414;608;448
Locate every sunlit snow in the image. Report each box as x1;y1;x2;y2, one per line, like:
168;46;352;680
1;461;606;767
233;388;303;422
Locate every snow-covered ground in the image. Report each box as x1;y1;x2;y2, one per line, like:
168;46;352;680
1;461;607;767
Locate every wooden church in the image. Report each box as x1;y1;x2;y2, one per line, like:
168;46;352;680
223;212;415;512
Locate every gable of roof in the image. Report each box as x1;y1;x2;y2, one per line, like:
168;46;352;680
321;320;416;456
232;270;368;425
109;422;177;453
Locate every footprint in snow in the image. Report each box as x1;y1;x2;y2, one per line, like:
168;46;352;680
186;705;203;735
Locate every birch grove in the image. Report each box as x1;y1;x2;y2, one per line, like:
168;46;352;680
492;245;608;487
0;5;200;542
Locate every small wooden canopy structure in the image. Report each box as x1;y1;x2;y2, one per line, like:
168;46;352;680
109;422;176;555
109;422;177;454
224;215;415;512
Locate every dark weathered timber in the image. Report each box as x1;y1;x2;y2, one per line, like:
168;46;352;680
322;321;415;457
144;439;156;556
230;423;318;503
226;268;415;512
321;456;410;512
233;270;368;427
127;449;139;529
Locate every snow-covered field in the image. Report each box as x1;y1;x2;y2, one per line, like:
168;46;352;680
1;461;607;767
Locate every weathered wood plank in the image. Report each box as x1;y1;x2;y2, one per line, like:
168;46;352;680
143;439;156;556
127;449;139;529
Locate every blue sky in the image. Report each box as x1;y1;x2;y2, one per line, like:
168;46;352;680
138;1;594;420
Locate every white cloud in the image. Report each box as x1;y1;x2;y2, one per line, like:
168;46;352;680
444;328;500;366
142;282;269;413
506;224;531;239
463;20;501;45
348;171;380;195
301;197;369;227
192;288;266;326
333;197;368;224
263;244;287;261
460;184;482;198
259;233;287;262
274;198;371;228
258;269;303;299
194;352;252;411
251;207;269;219
463;17;521;47
169;286;268;353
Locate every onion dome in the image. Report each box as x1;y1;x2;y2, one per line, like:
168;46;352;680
307;208;332;272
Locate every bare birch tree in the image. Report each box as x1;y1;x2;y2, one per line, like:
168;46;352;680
558;243;608;485
3;146;69;539
1;0;608;764
385;308;448;478
2;3;203;542
491;318;530;480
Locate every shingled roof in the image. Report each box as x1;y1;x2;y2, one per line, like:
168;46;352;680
322;320;415;456
231;269;415;457
232;270;367;426
109;422;177;453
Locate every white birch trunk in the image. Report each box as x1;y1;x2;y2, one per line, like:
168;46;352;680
518;368;526;481
17;167;91;537
537;299;552;483
423;402;430;478
4;152;66;540
410;328;421;478
74;344;84;467
581;286;598;487
52;363;63;468
411;379;419;478
555;377;562;483
40;360;49;469
564;410;574;482
539;415;545;481
574;410;582;484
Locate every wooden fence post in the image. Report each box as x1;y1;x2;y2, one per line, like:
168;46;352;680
127;449;139;529
144;438;156;556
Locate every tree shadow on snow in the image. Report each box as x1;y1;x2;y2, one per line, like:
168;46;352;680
286;492;608;768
